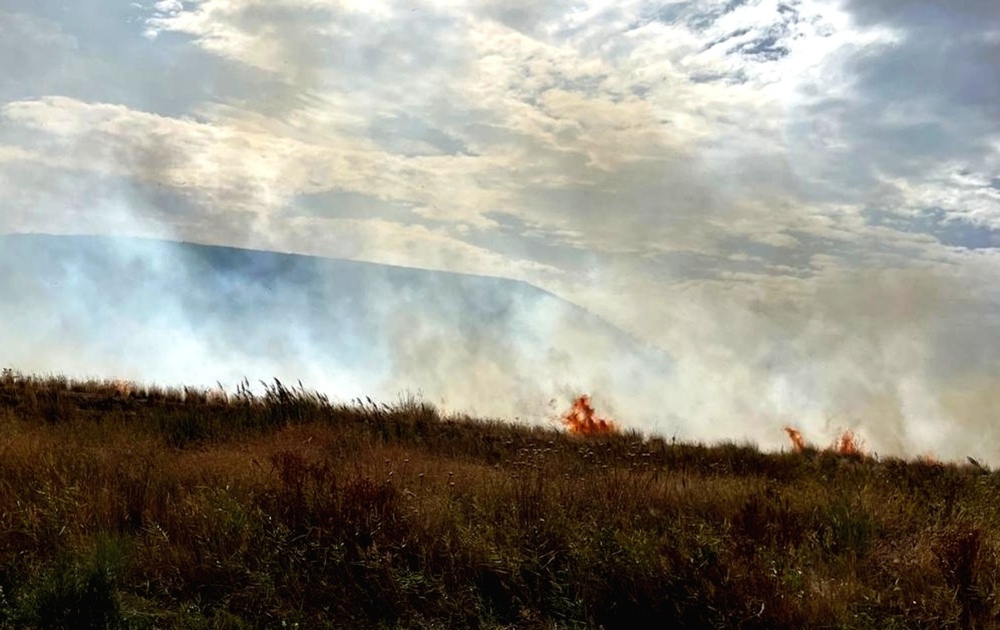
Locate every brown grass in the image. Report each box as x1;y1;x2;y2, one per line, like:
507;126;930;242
0;370;999;628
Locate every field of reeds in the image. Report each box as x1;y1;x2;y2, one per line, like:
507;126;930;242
1;369;999;629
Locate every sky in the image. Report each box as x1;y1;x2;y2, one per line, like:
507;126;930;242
2;0;1000;460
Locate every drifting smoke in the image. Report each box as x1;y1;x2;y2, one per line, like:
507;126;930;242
3;0;1000;467
0;233;674;428
603;264;1000;466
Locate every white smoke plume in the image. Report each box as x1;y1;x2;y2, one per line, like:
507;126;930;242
2;0;1000;464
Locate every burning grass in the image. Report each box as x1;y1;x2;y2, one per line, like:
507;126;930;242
0;371;999;628
783;426;806;453
561;394;619;436
784;425;869;457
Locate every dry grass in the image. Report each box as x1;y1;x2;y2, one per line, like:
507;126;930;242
1;370;999;628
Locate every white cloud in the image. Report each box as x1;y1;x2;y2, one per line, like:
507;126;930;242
2;96;504;226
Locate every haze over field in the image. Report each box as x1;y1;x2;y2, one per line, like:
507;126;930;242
1;0;999;461
0;233;673;426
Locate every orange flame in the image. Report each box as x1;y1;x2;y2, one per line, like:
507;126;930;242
783;426;868;457
783;427;806;453
562;395;618;436
835;429;863;456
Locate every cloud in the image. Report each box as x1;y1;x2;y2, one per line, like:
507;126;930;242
0;95;503;237
0;11;82;100
2;0;1000;461
785;0;1000;231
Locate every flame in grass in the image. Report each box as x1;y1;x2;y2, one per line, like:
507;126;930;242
835;429;864;456
783;427;806;454
783;426;868;457
563;395;619;436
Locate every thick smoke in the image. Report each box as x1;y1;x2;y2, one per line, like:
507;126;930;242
587;262;1000;463
3;0;1000;465
0;232;673;429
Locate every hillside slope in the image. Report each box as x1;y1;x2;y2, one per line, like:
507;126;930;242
0;372;996;628
0;233;672;421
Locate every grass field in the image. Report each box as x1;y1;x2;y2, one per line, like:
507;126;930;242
0;369;998;628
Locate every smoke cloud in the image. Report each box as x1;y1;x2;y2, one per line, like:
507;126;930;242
0;233;674;429
2;0;1000;463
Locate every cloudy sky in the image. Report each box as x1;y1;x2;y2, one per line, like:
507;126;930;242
3;0;1000;458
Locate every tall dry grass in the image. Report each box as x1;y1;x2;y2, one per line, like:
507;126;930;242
0;370;998;628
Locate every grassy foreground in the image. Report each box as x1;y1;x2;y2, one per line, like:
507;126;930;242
0;372;999;629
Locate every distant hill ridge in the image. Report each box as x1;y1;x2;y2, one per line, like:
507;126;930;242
0;233;672;418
